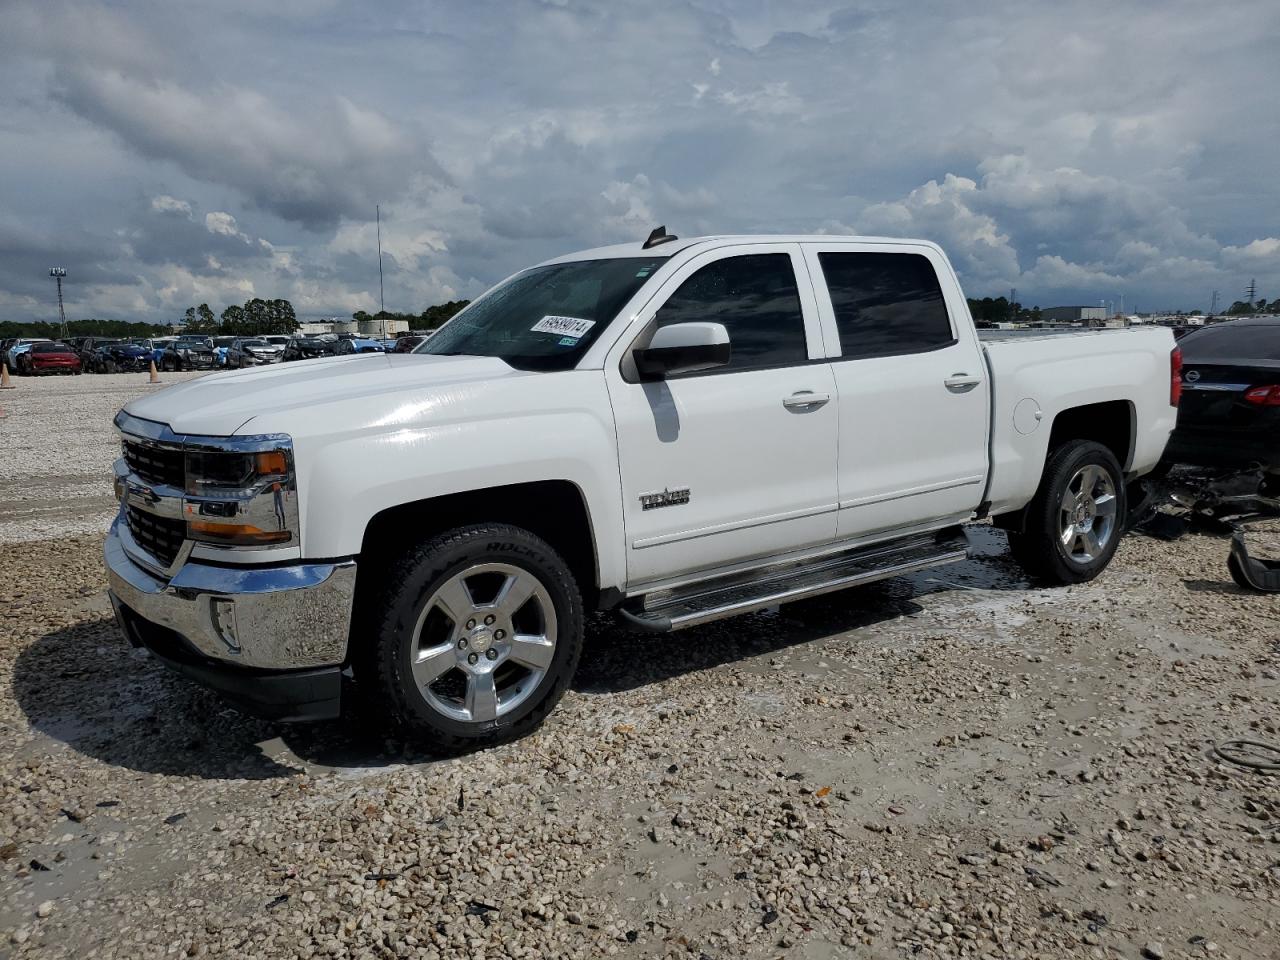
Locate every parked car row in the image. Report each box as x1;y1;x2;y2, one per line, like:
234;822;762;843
3;330;430;375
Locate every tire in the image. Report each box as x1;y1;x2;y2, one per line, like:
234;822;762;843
1008;440;1127;585
360;523;584;752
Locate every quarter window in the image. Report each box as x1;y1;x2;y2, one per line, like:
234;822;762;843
818;252;954;360
654;254;808;371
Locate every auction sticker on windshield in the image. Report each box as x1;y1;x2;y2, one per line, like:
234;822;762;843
531;315;595;339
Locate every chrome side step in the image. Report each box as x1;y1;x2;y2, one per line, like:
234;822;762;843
619;526;970;632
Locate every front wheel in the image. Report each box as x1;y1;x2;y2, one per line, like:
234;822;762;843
1008;440;1126;585
361;523;584;752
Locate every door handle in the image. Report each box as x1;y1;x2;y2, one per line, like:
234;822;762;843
944;374;981;393
783;391;830;410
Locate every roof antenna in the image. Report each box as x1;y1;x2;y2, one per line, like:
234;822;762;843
642;225;677;249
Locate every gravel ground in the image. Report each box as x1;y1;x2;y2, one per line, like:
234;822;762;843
0;370;205;543
2;378;1279;959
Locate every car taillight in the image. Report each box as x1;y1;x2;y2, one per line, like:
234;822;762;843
1244;385;1280;407
1170;347;1182;406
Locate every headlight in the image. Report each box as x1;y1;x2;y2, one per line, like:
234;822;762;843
182;437;298;548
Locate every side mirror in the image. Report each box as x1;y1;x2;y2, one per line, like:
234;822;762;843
634;322;731;380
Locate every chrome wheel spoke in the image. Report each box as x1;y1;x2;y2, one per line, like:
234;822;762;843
1080;528;1102;559
494;571;537;618
1060;520;1076;547
1094;492;1117;517
508;634;555;671
1078;464;1099;494
433;576;476;625
412;642;456;687
465;671;499;722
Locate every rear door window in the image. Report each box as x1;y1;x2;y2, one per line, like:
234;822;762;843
817;252;955;360
653;253;808;371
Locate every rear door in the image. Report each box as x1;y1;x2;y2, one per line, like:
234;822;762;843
801;242;990;540
605;244;839;586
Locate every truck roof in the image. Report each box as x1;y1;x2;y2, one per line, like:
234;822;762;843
538;234;941;266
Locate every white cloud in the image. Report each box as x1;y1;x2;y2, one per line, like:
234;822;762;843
150;195;192;217
204;211;250;243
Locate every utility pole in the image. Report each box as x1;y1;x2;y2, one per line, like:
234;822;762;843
1009;287;1016;322
1209;289;1219;315
49;268;68;338
376;205;386;341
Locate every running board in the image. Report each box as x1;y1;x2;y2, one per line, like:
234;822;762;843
619;526;970;632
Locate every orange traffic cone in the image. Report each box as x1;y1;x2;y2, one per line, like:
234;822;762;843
0;363;14;390
148;359;161;385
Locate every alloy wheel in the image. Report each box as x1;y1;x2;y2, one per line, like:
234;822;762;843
1058;464;1117;563
409;562;557;724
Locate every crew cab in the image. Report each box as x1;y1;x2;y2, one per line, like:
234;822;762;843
105;232;1178;750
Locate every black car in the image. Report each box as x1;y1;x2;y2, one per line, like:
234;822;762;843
1163;318;1280;472
160;336;217;371
76;337;119;370
282;337;337;361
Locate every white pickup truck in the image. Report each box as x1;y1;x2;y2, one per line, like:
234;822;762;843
106;231;1179;749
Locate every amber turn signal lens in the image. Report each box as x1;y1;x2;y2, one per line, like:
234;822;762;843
255;451;289;476
187;520;291;545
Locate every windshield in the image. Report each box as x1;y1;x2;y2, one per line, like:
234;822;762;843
1181;322;1280;362
416;257;667;371
241;339;268;347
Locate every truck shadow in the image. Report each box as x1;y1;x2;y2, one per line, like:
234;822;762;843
11;543;1028;780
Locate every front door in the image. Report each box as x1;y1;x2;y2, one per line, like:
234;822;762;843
605;244;839;587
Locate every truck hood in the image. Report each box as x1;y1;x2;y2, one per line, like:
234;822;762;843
122;353;528;436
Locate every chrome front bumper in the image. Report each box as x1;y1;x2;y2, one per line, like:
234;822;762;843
105;516;357;670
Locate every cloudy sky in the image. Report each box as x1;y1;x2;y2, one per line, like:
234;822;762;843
2;0;1278;323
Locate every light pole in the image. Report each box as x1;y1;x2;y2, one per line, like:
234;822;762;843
376;205;386;340
50;267;68;338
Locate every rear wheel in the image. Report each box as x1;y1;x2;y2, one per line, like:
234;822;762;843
361;523;584;752
1008;440;1126;584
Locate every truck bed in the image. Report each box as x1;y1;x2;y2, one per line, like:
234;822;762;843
979;325;1178;516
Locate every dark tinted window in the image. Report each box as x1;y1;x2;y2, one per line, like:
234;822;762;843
1181;322;1280;361
654;254;807;371
32;342;73;353
818;252;954;360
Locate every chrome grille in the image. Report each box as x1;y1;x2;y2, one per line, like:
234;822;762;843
126;505;186;568
122;438;185;489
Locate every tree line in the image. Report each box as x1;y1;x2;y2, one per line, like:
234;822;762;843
1226;298;1280;315
181;298;299;335
0;318;167;339
967;296;1043;326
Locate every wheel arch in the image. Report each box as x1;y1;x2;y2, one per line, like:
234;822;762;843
354;479;602;612
1045;399;1135;473
994;400;1134;534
